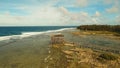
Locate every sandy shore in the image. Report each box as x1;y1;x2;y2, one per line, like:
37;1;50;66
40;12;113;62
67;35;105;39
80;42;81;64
0;29;120;68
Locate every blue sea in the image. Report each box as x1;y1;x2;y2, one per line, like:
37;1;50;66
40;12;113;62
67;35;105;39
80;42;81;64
0;26;75;41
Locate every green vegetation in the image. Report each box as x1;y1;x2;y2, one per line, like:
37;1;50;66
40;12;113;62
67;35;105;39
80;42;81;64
77;25;120;34
98;53;118;60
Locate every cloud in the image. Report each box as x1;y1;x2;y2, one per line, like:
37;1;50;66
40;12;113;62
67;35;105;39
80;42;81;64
1;0;76;26
95;11;101;17
116;16;120;24
104;0;114;4
106;6;119;13
0;12;21;25
81;12;89;17
76;0;89;7
59;7;101;25
0;0;119;26
106;0;120;13
59;7;70;15
92;18;98;24
0;6;66;26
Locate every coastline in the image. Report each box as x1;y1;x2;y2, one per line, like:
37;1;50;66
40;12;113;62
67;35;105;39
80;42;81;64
0;28;75;49
0;28;120;67
0;28;76;67
0;28;75;41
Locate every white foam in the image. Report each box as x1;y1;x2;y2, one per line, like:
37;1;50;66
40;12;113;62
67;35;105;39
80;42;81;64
0;36;11;41
0;35;22;41
20;32;44;38
0;28;75;41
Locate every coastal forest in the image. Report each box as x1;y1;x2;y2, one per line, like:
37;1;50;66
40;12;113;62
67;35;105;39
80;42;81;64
77;25;120;33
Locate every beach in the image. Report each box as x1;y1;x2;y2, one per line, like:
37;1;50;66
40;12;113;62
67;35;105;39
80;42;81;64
0;28;120;68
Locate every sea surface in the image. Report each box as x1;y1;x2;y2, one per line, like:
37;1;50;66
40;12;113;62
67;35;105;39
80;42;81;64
0;26;75;41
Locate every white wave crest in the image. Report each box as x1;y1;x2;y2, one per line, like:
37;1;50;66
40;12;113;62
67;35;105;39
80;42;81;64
0;28;75;41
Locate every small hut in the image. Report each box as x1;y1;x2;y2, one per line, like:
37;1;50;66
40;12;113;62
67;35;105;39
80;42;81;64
51;33;64;44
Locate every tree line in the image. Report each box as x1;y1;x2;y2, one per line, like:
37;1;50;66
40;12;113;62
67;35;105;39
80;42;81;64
77;25;120;33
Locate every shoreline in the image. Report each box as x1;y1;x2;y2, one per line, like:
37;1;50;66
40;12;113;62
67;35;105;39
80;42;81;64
0;28;75;41
0;28;120;67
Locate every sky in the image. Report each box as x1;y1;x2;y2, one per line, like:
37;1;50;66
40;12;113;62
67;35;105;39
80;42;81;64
0;0;120;26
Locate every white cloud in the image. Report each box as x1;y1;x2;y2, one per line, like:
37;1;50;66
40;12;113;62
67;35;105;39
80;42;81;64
81;12;89;17
104;0;114;4
91;18;101;24
0;0;119;26
106;0;120;13
59;7;70;15
0;6;67;26
1;0;77;26
116;16;120;24
59;7;101;25
106;6;119;13
95;11;101;17
76;0;88;7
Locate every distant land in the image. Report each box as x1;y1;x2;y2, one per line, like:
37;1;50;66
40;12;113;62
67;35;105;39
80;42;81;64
77;25;120;34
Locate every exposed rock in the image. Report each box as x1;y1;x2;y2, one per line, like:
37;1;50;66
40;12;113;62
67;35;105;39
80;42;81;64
62;50;74;56
47;41;120;68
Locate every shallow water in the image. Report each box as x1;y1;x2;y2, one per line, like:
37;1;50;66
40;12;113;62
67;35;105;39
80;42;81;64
0;34;50;68
63;30;120;53
0;30;120;68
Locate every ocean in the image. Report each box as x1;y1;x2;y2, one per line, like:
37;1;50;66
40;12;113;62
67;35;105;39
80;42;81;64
0;26;75;41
